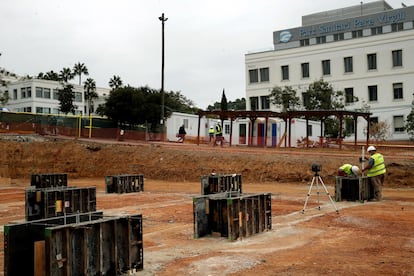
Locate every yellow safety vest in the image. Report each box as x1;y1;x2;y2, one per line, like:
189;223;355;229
215;125;222;135
209;127;214;134
367;153;386;177
339;164;353;175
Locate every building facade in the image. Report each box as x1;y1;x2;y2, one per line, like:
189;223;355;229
246;1;414;141
3;78;109;115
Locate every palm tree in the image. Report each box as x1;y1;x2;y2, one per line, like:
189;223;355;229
109;75;123;90
73;62;89;86
59;67;74;83
83;78;98;115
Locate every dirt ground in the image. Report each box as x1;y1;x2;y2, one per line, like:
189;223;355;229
1;135;414;275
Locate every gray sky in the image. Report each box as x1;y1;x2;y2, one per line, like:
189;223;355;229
0;0;410;109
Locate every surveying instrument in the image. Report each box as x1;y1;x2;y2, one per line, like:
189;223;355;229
302;164;339;214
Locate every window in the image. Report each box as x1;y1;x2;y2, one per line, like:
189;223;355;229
316;36;326;44
224;124;230;135
300;39;309;46
302;92;310;107
43;88;51;99
334;33;344;41
301;63;309;78
393;115;404;132
307;125;313;136
53;89;59;100
393;83;403;99
322;60;331;75
344;88;354;103
391;23;404;32
259;67;269;82
36;87;43;98
344;57;353;73
250;96;259;111
74;92;82;102
281;65;289;80
392;50;402;67
27;87;31;98
249;69;259;83
36;107;51;114
367;53;377;70
21;87;26;99
368;85;378;102
260;96;270;110
352;30;363;38
346;120;355;134
370;117;378;125
371;26;382;35
13;89;17;100
23;107;32;113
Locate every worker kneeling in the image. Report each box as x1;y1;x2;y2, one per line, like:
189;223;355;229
338;164;359;177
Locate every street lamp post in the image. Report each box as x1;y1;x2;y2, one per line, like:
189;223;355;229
159;13;168;139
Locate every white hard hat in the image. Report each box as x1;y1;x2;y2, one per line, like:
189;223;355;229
351;166;359;175
367;146;376;152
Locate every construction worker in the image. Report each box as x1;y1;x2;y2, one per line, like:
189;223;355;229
208;125;215;143
214;122;223;147
337;164;359;177
362;146;386;201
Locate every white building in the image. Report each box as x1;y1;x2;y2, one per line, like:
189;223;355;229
246;1;414;141
3;77;109;115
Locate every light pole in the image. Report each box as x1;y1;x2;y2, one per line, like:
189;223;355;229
159;13;168;138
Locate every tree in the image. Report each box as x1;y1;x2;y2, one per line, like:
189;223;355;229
37;70;60;81
73;62;89;86
0;77;9;107
405;108;414;140
220;89;228;111
109;75;123;90
84;78;98;115
269;85;300;111
303;78;344;110
59;67;74;83
366;121;391;142
58;84;77;114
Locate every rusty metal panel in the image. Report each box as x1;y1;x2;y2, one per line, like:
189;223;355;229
193;192;271;241
31;173;68;189
335;176;372;202
201;174;242;195
105;174;144;193
45;214;143;275
25;186;97;221
4;212;104;276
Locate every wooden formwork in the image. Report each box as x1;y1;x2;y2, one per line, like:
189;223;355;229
31;173;68;189
201;174;242;195
105;174;144;193
4;213;143;276
193;192;272;241
25;186;97;221
335;176;373;202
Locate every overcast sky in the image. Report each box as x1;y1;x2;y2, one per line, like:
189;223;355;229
0;0;411;109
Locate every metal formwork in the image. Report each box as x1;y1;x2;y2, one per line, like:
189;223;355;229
335;176;373;202
4;213;143;276
193;192;271;241
105;174;144;193
31;173;68;189
25;186;97;221
201;174;242;195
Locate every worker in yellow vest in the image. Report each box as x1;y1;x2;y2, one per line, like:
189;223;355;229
362;146;386;201
208;126;215;143
337;164;359;177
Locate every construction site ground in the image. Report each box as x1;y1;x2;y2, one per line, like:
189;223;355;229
1;135;414;275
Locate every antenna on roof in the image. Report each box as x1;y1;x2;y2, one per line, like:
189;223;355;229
360;2;363;16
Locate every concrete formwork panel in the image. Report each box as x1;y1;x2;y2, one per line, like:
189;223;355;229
335;176;373;202
201;174;242;195
25;186;97;221
105;174;144;194
31;173;68;189
193;192;271;241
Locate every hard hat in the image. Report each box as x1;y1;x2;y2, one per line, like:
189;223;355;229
351;166;359;175
367;146;376;152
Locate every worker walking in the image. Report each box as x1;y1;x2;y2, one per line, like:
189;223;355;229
208;125;215;143
362;146;386;201
338;164;359;177
214;122;223;147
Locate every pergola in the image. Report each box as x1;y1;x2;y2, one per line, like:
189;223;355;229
197;110;372;149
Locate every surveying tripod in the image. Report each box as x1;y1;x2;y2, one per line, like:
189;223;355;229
302;171;339;214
